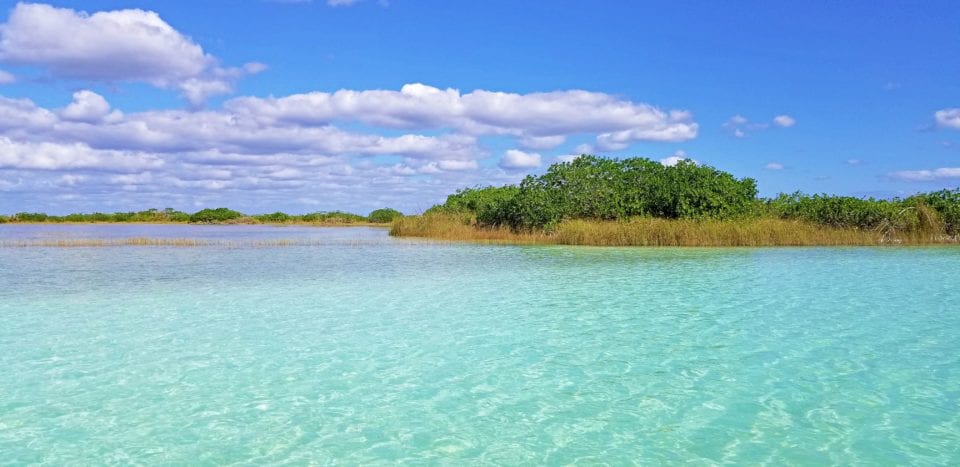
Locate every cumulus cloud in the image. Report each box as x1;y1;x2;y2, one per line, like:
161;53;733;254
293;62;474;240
660;150;698;166
725;114;795;137
519;134;566;150
889;167;960;181
0;3;263;104
0;93;481;160
60;90;122;123
225;83;698;146
0;69;13;84
765;162;784;170
500;149;542;169
0;137;162;172
934;108;960;129
772;115;796;127
0;81;699;213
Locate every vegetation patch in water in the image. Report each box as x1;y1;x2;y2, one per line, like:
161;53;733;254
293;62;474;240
392;155;959;246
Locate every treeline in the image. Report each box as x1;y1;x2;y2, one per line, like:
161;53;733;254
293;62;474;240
427;155;960;237
0;207;405;225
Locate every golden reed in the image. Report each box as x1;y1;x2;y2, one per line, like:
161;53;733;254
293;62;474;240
390;214;956;247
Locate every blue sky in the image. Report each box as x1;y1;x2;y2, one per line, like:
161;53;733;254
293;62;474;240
0;0;957;214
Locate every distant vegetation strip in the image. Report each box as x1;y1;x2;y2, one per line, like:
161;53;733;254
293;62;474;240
0;237;438;248
391;155;960;246
0;207;404;225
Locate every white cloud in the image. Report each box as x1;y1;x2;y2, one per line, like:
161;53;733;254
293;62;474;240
723;115;756;137
846;159;861;166
436;159;478;171
60;90;122;123
0;137;162;171
889;167;960;182
0;95;480;160
773;115;796;127
518;134;566;150
660;150;698;166
555;154;581;163
0;82;700;213
225;83;698;146
572;143;594;155
934;108;960;129
328;0;361;5
499;149;542;169
0;69;13;84
0;3;262;104
765;162;784;170
725;114;795;137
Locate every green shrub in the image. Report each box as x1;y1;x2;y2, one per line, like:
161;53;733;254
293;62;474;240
13;212;48;222
427;155;758;230
255;212;292;223
427;186;520;226
301;211;368;223
190;207;244;223
908;189;960;235
767;193;913;231
367;208;404;223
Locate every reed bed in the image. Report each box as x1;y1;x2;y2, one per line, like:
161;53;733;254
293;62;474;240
391;215;957;247
389;215;552;244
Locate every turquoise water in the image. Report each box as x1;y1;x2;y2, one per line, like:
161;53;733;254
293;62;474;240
1;225;959;464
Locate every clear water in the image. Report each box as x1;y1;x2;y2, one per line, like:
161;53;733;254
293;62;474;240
1;225;958;464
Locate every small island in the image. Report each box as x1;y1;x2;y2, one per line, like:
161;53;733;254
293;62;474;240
391;155;960;247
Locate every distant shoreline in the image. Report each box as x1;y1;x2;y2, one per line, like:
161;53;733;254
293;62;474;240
0;221;390;227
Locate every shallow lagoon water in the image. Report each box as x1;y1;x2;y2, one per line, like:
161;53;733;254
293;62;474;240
1;225;959;464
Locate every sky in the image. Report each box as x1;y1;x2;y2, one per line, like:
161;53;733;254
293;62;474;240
0;0;957;215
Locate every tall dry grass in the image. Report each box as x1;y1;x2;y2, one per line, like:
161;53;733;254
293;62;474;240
555;218;883;246
390;214;551;244
391;214;956;247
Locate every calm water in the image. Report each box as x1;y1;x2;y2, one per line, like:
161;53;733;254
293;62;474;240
1;225;958;464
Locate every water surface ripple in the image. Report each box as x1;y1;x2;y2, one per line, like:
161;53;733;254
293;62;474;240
1;225;958;464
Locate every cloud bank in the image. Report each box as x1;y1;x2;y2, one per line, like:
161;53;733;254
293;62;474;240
890;167;960;182
0;3;264;104
0;84;696;213
0;3;704;214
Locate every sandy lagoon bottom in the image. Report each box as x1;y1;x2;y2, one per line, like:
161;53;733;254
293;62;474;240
1;224;958;464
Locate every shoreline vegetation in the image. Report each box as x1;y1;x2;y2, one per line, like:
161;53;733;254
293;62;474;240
5;156;959;247
391;155;960;247
0;207;403;226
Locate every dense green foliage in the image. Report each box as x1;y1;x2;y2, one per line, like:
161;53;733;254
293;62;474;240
367;208;404;223
301;211;369;223
427;185;521;226
254;212;293;223
432;156;758;229
428;155;960;237
766;193;914;230
189;208;244;223
908;189;960;235
7;208;191;223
